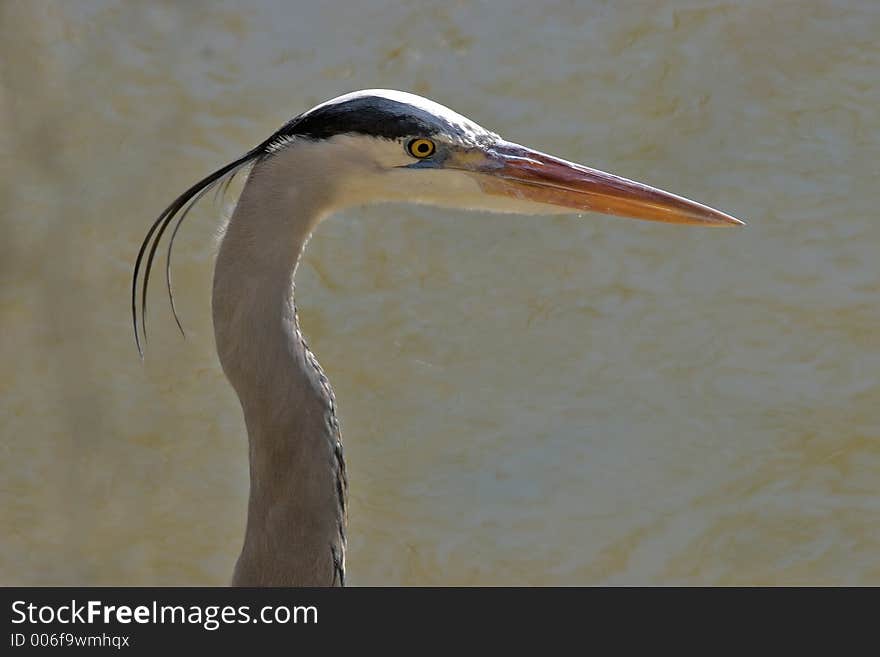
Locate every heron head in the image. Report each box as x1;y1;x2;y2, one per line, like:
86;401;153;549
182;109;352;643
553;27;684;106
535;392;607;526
134;89;743;354
267;89;744;225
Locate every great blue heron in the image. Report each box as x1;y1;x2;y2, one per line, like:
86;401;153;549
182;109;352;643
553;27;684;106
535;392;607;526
132;89;742;586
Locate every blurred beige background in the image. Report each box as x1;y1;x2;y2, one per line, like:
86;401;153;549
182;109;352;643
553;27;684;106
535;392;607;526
1;0;878;585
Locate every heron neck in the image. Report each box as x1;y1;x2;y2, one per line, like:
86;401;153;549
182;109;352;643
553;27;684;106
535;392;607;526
211;149;346;586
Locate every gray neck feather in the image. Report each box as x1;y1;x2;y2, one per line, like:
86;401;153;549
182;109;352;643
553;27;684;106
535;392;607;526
212;145;347;586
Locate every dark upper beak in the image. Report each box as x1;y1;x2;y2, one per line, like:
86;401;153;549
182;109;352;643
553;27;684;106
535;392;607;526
450;140;744;227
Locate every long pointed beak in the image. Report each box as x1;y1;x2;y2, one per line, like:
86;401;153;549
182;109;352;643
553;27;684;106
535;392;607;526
454;141;744;226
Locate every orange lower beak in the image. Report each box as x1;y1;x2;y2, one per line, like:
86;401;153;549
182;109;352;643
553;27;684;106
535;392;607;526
459;141;744;227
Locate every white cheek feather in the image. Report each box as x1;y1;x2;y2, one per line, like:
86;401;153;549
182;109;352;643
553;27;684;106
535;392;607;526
378;168;570;216
262;133;566;218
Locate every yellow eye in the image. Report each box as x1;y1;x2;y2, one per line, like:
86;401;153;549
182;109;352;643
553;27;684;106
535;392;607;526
407;138;436;158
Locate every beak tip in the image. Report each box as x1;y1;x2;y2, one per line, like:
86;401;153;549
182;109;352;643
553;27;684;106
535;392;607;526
705;208;746;227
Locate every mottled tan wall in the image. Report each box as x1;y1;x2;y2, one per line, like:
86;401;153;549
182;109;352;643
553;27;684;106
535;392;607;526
1;1;878;585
